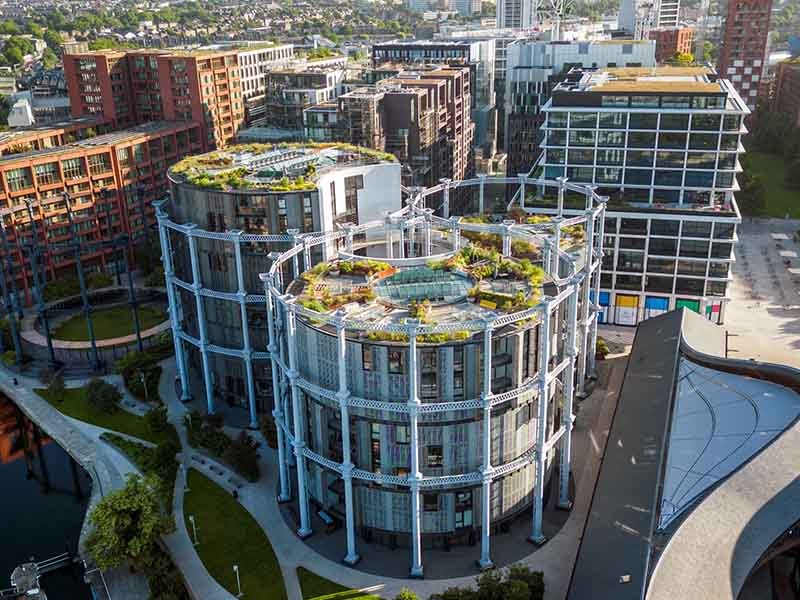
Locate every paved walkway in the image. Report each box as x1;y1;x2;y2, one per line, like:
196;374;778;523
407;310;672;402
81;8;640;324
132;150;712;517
156;353;628;600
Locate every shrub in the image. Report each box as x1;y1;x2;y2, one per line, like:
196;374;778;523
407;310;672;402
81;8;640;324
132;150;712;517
596;337;610;360
259;414;278;449
47;373;66;403
145;267;165;288
222;431;260;482
146;406;169;434
86;378;121;414
86;271;113;290
185;410;231;457
395;589;419;600
116;350;163;403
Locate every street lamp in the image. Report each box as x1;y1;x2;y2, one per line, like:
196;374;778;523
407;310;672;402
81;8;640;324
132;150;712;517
188;515;199;546
233;565;243;598
138;369;149;402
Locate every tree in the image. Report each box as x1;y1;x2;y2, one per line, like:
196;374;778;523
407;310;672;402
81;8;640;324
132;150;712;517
146;406;169;434
43;30;63;54
259;414;278;449
0;20;20;35
86;378;122;414
673;52;694;65
395;590;419;600
24;22;43;37
85;474;174;571
787;157;800;189
222;431;260;481
41;48;58;70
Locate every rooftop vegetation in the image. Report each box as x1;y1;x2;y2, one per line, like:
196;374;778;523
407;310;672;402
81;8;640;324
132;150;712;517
297;259;391;312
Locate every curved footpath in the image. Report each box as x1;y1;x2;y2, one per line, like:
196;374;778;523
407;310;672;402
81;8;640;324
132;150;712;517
157;353;628;600
0;369;150;599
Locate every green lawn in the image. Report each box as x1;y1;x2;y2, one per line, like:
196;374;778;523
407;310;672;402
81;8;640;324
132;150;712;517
297;567;381;600
37;387;177;446
184;469;286;600
53;305;167;341
744;151;800;218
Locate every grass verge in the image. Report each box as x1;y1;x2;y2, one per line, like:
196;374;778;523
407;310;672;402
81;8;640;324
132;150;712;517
297;567;381;600
744;151;799;218
183;469;286;600
53;305;167;341
37;386;177;445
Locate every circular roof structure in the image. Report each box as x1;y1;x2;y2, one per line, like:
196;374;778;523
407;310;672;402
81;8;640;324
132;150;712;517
374;267;473;306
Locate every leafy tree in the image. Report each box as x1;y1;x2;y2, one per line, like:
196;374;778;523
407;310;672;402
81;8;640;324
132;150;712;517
43;30;63;54
0;20;20;35
86;378;122;414
41;47;58;69
24;22;43;37
259;414;278;449
85;474;174;571
673;52;694;65
222;431;260;481
787;157;800;189
395;590;419;600
146;406;170;434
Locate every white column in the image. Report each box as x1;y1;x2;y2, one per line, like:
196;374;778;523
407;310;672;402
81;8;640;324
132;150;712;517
518;174;527;209
277;302;294;469
558;278;579;509
551;220;562;276
478;174;486;214
530;306;551;544
588;202;606;377
156;210;191;400
288;229;300;280
440;179;451;219
234;232;257;429
478;319;494;570
577;209;595;397
345;226;354;255
407;323;423;578
303;239;311;272
286;306;312;538
502;221;514;257
398;225;406;259
335;315;359;565
188;229;215;415
424;213;432;256
262;273;290;502
556;176;567;217
450;216;461;251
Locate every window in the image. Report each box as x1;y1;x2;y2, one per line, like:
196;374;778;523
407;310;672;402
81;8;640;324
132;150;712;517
655;170;683;187
423;494;439;512
628;132;656;148
650;219;680;236
685;152;717;170
629;113;658;128
616;274;641;290
689;133;718;150
617;251;644;272
707;281;727;296
692;114;721;131
661;95;691;109
388;350;404;374
601;96;629;107
676;278;704;295
596;168;622;184
570;112;597;128
659;132;687;149
597;149;624;165
568;149;594;165
713;223;735;240
362;346;374;371
648;258;675;274
5;167;32;191
660;114;689;130
627;150;654;166
568;130;595;147
88;153;112;175
656;151;685;168
620;218;647;235
455;491;473;528
599;112;627;128
723;115;741;131
547;112;568;127
624;170;652;185
679;239;709;258
717;153;736;170
370;423;381;472
395;425;410;444
598;131;625;147
545;148;565;164
34;163;60;186
677;260;707;276
711;242;733;258
682;221;712;238
649;238;678;255
546;130;566;146
426;445;443;468
719;135;739;151
645;275;673;293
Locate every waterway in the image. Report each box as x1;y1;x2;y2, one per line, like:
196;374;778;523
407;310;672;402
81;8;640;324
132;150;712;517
0;393;93;598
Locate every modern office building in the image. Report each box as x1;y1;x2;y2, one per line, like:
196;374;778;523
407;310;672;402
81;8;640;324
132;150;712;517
0;120;202;304
496;0;536;29
157;143;402;424
773;61;800;127
504;40;656;179
248;176;604;574
536;66;748;325
372;40;496;155
63;48;246;149
718;0;773;111
649;27;695;63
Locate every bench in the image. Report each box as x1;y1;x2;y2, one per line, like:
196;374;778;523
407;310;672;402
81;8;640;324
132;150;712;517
317;509;337;534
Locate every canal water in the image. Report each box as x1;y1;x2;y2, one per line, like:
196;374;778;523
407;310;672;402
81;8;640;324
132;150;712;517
0;394;93;598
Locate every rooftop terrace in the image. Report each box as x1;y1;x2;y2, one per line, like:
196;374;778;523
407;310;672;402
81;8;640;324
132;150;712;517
168;142;396;193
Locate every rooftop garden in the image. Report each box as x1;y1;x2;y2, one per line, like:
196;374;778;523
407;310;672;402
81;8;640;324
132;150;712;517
170;143;396;192
297;259;391;312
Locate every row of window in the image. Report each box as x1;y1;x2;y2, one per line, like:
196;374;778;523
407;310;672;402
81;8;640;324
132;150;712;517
601;272;728;296
546;110;741;131
544;166;735;189
545;129;740;152
606;236;734;258
545;148;737;170
604;217;735;239
610;252;731;277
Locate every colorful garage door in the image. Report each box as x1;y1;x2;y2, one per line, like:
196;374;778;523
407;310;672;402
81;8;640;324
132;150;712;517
676;298;700;313
705;301;722;324
614;294;639;326
644;296;670;319
591;291;610;323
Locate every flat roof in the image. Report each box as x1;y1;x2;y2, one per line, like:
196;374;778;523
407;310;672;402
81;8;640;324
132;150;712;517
559;66;724;95
567;310;687;600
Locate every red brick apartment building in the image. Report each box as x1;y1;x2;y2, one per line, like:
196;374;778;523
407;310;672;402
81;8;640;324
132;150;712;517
0;120;201;302
649;27;695;63
774;61;800;127
63;49;245;150
718;0;773;111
